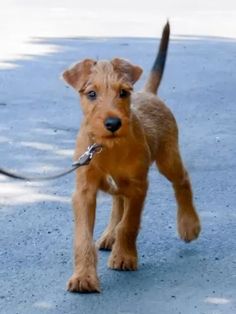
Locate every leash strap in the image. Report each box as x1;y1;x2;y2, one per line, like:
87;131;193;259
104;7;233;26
0;144;102;182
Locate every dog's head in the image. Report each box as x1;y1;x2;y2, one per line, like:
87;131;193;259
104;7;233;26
62;58;142;145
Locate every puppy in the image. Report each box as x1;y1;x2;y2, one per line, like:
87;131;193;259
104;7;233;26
62;22;201;292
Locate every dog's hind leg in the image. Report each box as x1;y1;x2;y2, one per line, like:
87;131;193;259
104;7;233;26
156;141;201;242
97;196;124;250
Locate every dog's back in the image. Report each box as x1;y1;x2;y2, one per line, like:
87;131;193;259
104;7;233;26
132;22;176;160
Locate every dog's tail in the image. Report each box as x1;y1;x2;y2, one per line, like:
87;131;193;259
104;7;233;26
144;21;170;94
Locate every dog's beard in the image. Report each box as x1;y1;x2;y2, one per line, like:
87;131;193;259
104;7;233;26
89;131;126;149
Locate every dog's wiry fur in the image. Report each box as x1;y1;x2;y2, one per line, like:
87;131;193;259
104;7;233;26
62;22;201;293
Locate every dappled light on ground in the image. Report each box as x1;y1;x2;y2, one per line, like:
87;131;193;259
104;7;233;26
0;181;70;206
205;297;231;305
20;141;57;151
33;301;55;309
20;141;74;157
1;1;236;69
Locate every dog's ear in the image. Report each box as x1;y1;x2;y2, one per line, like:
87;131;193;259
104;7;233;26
111;58;143;84
62;59;96;91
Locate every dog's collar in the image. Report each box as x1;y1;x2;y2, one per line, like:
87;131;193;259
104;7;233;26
72;143;103;167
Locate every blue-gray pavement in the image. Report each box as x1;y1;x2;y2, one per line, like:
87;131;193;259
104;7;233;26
0;36;235;314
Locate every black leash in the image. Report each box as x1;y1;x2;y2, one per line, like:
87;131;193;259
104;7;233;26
0;144;102;182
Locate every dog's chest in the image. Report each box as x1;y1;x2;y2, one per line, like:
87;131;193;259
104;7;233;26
96;147;148;195
100;172;131;195
106;174;119;193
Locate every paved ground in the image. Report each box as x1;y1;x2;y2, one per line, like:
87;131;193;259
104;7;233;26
1;0;236;68
0;2;236;314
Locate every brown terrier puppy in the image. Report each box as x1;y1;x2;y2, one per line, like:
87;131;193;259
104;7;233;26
62;22;201;293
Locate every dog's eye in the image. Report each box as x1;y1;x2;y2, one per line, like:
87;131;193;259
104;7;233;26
87;90;97;100
119;89;130;98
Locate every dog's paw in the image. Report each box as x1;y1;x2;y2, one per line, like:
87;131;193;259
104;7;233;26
67;272;100;293
178;211;201;242
108;249;137;270
96;232;115;251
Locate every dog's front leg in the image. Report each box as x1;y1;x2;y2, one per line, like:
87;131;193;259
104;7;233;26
108;181;148;270
67;180;100;293
97;196;124;250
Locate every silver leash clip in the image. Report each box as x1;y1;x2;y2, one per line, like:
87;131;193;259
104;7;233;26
72;143;103;167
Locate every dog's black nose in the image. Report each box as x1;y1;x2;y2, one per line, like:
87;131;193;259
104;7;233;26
104;117;122;133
